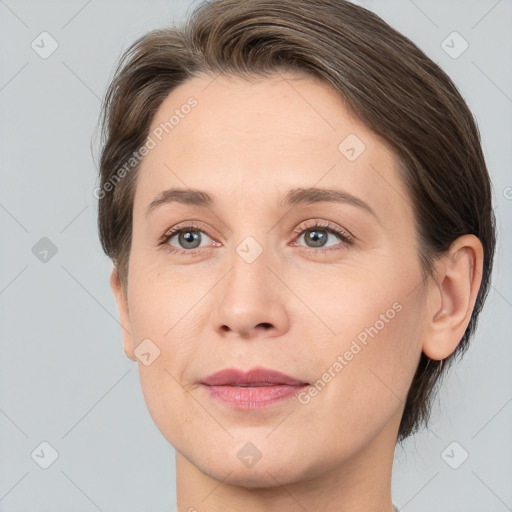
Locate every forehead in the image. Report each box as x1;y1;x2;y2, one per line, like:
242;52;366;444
134;72;411;224
147;71;366;155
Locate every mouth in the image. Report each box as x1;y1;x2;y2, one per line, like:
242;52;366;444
199;366;309;387
227;383;282;387
199;367;309;409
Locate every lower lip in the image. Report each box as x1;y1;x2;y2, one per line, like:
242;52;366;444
202;384;308;409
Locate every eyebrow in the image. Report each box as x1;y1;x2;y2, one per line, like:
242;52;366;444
145;186;379;220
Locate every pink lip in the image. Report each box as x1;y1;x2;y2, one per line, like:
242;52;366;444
200;367;308;386
200;367;309;409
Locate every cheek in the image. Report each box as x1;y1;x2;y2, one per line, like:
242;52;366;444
132;332;191;447
293;258;421;343
292;290;425;460
299;260;426;401
126;263;202;340
125;271;206;442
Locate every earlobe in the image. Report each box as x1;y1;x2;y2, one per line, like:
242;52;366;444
109;266;137;362
422;235;484;361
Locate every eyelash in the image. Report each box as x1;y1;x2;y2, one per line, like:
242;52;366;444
158;219;355;256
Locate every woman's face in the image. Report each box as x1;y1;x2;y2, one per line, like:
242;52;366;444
116;72;430;487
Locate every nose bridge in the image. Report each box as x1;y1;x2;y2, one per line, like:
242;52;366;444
226;231;272;301
211;229;288;337
224;201;274;272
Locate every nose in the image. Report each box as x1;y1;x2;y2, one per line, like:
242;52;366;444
211;242;290;339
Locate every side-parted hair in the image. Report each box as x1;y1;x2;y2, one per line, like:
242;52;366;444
97;0;496;443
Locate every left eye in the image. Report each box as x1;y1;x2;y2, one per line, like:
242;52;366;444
295;226;344;249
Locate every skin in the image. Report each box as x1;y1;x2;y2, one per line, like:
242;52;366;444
110;71;483;512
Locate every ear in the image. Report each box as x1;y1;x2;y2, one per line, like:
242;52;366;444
110;266;136;361
422;234;484;360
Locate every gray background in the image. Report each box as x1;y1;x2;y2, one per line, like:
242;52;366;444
0;0;511;511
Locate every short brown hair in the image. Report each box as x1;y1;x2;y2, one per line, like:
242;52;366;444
96;0;496;443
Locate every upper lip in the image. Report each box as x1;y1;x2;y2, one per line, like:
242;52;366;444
200;366;309;386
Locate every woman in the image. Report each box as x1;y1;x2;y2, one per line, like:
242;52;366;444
96;0;496;510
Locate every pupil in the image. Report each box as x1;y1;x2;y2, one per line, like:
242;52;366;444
307;229;326;247
180;230;200;248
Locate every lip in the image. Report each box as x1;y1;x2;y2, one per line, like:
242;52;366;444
200;366;309;386
199;367;309;409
